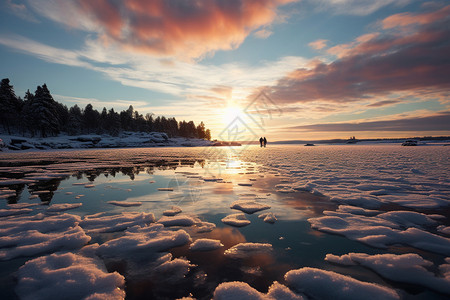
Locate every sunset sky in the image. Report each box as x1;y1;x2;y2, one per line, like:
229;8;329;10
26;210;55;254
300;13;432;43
1;0;449;141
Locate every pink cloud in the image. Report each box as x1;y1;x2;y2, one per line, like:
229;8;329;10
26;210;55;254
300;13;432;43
59;0;296;59
308;39;328;50
267;5;450;104
382;5;450;29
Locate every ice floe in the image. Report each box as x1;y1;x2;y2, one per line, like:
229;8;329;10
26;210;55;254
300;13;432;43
97;224;191;257
47;203;83;212
0;208;32;217
325;253;450;295
158;215;199;227
107;201;142;207
258;212;277;224
221;213;251;227
230;200;271;214
224;242;273;259
309;212;450;255
80;212;155;233
196;221;216;233
285;267;399;300
0;213;90;260
16;252;125;300
213;281;304;300
190;238;223;251
163;205;183;216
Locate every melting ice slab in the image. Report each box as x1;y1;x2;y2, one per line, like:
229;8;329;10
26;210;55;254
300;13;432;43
230;200;270;214
16;252;125;300
326;253;450;295
97;223;191;257
190;238;223;251
285;267;400;300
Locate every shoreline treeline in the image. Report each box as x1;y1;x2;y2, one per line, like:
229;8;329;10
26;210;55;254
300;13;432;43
0;78;211;139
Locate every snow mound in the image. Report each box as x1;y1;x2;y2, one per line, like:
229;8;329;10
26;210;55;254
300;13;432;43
158;215;199;227
16;252;125;300
0;208;32;217
80;212;155;233
258;212;277;224
325;253;450;295
224;242;273;259
309;212;450;255
97;224;191;257
196;221;216;233
107;201;142;207
47;203;82;212
213;281;303;300
230;200;271;214
221;213;251;227
285;267;399;300
163;205;182;216
190;239;223;251
0;213;90;260
336;205;380;216
153;256;193;280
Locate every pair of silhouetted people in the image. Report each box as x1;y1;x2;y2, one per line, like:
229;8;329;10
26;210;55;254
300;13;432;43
259;137;267;147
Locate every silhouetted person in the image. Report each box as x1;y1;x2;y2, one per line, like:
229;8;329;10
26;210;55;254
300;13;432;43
263;137;267;147
259;137;263;147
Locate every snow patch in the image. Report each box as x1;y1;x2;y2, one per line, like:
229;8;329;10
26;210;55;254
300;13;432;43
97;224;191;257
285;267;399;300
325;253;450;295
80;212;155;233
190;239;223;251
230;200;271;214
221;213;251;227
47;203;82;212
224;242;273;259
16;252;125;300
107;201;142;207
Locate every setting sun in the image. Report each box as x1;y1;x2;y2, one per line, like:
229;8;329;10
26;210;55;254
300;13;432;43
222;106;244;125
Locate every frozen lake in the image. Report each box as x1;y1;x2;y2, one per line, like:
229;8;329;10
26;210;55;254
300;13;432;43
0;145;449;299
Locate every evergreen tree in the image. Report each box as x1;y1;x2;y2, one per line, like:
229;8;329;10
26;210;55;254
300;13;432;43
106;108;121;136
83;104;99;133
67;105;82;135
205;129;211;140
0;78;20;134
31;84;60;137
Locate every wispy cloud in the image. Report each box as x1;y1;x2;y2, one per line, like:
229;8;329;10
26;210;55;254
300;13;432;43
25;0;297;60
286;111;450;132
4;0;39;23
308;39;328;50
311;0;411;16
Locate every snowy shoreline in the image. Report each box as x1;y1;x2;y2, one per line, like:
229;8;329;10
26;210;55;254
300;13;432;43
0;131;213;152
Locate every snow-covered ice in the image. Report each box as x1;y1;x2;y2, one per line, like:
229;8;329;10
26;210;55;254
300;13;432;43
230;200;271;214
325;252;450;294
224;242;273;258
0;208;32;217
80;212;155;233
16;252;125;300
258;212;277;223
107;200;142;207
308;211;450;254
213;281;304;300
285;267;399;300
163;205;182;216
158;215;199;227
47;203;82;212
221;213;251;227
0;213;90;260
190;238;223;251
97;224;191;257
